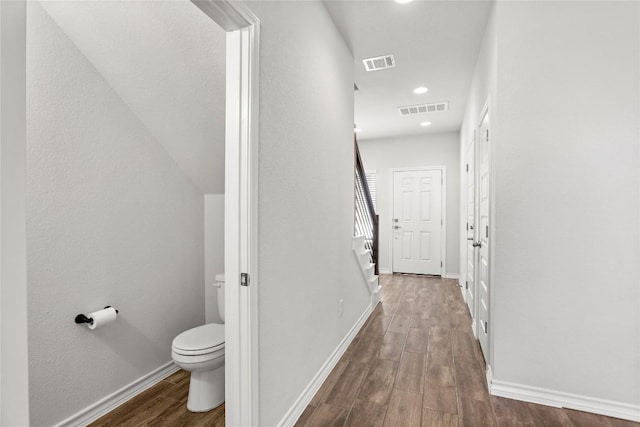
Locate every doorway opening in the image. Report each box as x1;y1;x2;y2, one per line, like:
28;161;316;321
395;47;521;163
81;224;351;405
1;1;259;425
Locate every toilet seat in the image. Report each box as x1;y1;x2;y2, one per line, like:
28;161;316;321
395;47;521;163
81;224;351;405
172;323;225;356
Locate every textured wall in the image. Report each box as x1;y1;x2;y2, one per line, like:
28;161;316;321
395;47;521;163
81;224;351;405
26;3;205;424
38;0;226;194
204;194;224;324
359;132;461;275
245;2;370;425
491;1;639;406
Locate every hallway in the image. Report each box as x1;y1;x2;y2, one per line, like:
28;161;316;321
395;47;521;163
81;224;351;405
295;275;638;427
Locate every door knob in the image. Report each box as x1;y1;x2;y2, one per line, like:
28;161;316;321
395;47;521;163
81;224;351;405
473;242;481;248
467;237;474;241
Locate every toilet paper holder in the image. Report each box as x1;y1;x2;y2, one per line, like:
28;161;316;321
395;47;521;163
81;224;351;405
75;306;119;325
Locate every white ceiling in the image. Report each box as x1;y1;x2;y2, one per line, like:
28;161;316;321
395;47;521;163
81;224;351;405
38;0;226;194
323;0;493;141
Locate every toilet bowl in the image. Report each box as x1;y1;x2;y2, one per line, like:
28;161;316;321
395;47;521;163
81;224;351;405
171;273;225;412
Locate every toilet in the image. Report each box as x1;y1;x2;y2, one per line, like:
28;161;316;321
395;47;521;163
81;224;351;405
171;273;225;412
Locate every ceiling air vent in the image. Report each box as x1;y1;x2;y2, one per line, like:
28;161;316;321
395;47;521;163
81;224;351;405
398;101;449;116
362;54;396;72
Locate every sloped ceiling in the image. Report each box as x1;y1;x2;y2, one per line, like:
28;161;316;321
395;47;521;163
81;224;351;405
39;0;226;194
324;0;493;140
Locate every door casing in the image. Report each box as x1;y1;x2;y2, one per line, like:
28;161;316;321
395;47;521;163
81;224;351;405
191;2;261;425
465;132;478;335
476;100;491;361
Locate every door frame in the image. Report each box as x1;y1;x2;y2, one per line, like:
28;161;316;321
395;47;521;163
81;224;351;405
192;1;261;425
389;166;447;277
464;131;478;337
0;1;30;425
476;98;491;362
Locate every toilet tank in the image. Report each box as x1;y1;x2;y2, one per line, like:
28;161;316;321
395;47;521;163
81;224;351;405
215;273;225;322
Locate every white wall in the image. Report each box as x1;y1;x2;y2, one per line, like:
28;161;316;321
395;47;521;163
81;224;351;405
491;1;639;408
244;2;370;425
0;1;30;425
26;3;206;425
205;194;224;323
461;1;640;414
38;1;227;194
359;132;460;276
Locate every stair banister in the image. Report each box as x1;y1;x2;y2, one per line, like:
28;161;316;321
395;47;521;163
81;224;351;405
354;137;379;275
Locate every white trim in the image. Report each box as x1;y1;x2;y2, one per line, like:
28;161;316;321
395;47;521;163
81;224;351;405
378;268;392;274
352;235;379;296
0;1;30;425
276;303;375;427
479;96;494;365
192;0;257;31
371;284;382;306
489;376;640;422
53;362;179;427
443;273;459;280
486;363;493;389
196;2;260;425
463;131;477;325
389;166;447;277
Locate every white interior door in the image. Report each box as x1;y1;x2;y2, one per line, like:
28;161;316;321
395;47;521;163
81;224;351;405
465;137;477;324
392;169;443;275
477;108;490;359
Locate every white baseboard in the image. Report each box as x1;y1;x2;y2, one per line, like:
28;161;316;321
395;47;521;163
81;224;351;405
486;364;493;389
378;270;457;278
489;373;640;422
371;285;382;305
459;282;467;302
53;361;179;427
276;302;376;427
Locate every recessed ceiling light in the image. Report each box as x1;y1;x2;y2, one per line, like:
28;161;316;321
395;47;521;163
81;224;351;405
395;0;414;4
414;86;428;94
354;128;362;133
420;121;432;127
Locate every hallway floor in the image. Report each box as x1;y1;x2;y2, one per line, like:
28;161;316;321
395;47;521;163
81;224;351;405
89;274;637;427
295;274;638;427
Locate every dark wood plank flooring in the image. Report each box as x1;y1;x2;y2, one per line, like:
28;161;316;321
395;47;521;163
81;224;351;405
296;274;639;427
90;274;638;426
88;369;224;427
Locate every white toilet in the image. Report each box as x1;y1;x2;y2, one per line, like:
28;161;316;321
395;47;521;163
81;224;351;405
171;273;225;412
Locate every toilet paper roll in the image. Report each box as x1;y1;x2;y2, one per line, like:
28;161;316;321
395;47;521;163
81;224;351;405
87;307;117;330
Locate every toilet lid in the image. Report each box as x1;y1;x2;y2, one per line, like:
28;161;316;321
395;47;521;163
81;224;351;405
172;323;225;355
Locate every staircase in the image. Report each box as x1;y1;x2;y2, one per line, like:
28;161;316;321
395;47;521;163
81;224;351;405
353;137;381;304
353;235;381;302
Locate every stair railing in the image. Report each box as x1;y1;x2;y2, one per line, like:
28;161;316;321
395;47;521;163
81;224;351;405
354;137;379;275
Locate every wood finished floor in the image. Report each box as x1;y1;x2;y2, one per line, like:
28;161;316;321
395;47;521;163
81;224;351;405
88;369;224;427
295;274;639;427
90;274;638;427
